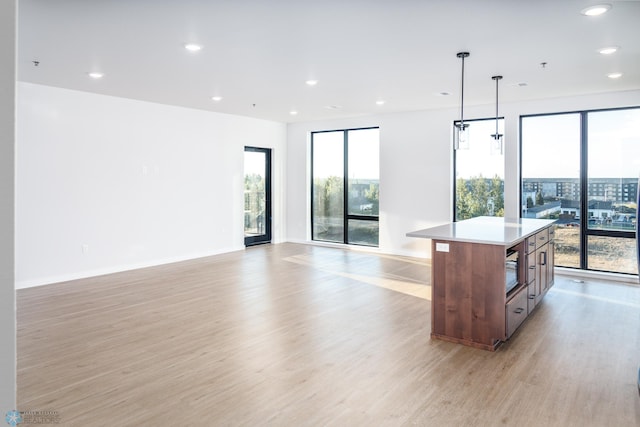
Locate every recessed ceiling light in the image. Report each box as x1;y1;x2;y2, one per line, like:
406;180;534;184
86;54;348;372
87;72;104;79
581;4;611;16
305;80;318;86
211;96;223;102
376;100;386;105
607;72;622;79
184;43;202;52
598;46;618;55
325;105;342;110
290;111;298;115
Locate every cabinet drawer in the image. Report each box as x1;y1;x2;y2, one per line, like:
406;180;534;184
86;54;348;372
526;252;536;284
548;226;555;241
506;287;529;338
526;236;537;254
535;229;549;249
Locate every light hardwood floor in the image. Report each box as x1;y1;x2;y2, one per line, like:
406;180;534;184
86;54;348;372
17;243;640;426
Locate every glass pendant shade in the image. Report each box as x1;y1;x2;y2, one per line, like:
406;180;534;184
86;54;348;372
455;122;470;150
490;133;503;155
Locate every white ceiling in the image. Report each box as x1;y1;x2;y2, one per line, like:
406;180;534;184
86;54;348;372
17;0;640;123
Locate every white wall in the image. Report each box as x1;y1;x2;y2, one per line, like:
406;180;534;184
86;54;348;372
16;82;286;288
0;0;16;412
286;90;640;258
15;82;639;289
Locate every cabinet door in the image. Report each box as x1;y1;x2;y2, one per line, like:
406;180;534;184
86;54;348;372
546;236;555;289
535;243;549;303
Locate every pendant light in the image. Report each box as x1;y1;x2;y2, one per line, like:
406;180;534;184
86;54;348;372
490;75;503;155
454;52;470;150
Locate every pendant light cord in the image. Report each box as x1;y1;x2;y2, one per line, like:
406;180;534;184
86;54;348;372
495;76;499;135
456;52;469;130
492;75;503;138
460;55;465;128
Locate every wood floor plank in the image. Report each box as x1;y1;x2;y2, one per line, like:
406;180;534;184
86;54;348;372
16;243;640;426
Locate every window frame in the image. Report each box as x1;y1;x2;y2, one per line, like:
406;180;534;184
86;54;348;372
519;106;639;274
310;127;380;246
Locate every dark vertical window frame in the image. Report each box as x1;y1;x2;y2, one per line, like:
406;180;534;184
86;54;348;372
518;115;524;216
343;130;349;240
310;127;380;246
579;111;589;269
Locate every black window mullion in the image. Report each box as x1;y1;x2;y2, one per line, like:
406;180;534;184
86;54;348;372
310;134;316;241
343;130;349;244
579;112;588;270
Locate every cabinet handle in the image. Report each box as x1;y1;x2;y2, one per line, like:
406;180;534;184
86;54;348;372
540;252;547;265
514;307;525;314
529;295;535;299
529;266;536;270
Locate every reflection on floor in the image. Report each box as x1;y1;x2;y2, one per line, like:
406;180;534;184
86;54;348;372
16;243;640;426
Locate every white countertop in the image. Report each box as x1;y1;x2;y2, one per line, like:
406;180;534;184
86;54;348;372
406;216;556;246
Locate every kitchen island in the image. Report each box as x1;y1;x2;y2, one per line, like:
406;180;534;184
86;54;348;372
407;216;556;351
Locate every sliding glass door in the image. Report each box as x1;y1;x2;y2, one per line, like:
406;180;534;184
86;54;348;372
244;147;271;246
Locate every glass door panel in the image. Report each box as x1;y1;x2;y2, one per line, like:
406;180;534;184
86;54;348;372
244;147;271;246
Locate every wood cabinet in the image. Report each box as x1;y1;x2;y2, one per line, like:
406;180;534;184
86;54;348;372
430;241;507;350
407;217;556;352
505;285;529;339
527;228;555;308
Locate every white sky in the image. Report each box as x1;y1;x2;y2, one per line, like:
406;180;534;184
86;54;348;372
244;150;265;177
522;109;640;179
312;128;379;180
309;109;639;182
455;119;505;179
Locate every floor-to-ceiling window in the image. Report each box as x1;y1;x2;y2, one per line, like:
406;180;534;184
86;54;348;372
586;109;639;274
311;127;379;246
454;118;505;221
522;113;581;268
521;107;639;275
